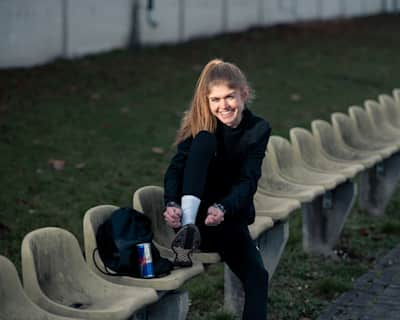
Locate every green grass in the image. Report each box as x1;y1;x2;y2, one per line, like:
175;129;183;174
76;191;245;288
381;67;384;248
1;14;400;320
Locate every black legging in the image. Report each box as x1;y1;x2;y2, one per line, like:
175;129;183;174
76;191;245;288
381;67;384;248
182;131;269;320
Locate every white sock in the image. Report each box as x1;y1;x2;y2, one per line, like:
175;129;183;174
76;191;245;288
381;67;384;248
181;195;201;225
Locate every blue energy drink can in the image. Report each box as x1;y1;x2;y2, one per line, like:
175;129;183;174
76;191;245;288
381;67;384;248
137;243;154;278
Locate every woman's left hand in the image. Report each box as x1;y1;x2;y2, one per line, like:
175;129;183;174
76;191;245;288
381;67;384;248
205;206;225;226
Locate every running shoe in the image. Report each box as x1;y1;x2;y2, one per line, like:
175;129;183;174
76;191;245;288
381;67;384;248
171;224;201;267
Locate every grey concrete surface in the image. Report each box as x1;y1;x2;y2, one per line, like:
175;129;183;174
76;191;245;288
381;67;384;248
318;244;400;320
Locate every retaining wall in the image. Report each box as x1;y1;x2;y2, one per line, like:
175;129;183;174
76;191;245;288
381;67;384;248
0;0;398;68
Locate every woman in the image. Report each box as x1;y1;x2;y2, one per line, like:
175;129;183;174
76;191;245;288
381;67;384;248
163;59;271;319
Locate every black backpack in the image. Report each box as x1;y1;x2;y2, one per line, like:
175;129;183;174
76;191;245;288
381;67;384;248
94;207;173;278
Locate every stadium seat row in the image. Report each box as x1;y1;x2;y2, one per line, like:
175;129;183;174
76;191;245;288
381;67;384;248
1;89;399;319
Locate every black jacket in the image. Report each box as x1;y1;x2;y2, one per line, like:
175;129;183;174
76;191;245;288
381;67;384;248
164;108;271;224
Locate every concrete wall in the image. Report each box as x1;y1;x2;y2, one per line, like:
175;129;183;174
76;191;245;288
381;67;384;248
226;0;260;32
319;0;342;18
65;0;134;57
296;0;320;21
138;0;181;45
363;0;383;14
0;0;398;69
0;0;63;68
183;0;224;40
263;0;295;25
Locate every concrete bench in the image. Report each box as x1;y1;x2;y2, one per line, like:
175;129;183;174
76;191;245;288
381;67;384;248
266;134;358;255
21;227;159;320
290;127;364;179
253;190;300;221
311;119;382;169
258;143;345;255
83;204;206;320
132;186;287;267
132;186;221;265
348;105;400;148
132;185;297;319
331;112;397;159
268;135;347;189
83;204;204;290
257;148;326;203
332;111;400;216
378;94;400;129
365;99;400;141
0;255;82;320
393;88;400;105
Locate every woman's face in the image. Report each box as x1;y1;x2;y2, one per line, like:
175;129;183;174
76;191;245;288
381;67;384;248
207;84;247;128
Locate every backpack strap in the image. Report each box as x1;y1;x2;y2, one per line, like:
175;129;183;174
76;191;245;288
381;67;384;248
92;248;132;277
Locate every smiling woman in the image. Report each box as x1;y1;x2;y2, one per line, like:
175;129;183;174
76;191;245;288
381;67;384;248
208;85;246;128
162;59;271;320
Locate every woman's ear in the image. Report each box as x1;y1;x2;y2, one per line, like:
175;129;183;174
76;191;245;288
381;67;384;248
241;87;249;102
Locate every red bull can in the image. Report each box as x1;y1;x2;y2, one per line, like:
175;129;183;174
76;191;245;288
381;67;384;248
137;243;154;278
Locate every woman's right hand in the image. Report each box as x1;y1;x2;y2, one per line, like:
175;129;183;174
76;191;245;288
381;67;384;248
163;206;182;229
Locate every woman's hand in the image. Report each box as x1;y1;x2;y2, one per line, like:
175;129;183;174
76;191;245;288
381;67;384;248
163;206;182;229
205;206;225;226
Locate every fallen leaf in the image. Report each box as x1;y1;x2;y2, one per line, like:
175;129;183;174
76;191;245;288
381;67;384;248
120;107;130;113
290;93;302;101
48;159;65;171
152;147;164;154
75;162;86;169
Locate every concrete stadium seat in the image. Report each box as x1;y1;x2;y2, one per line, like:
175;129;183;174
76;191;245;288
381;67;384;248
0;255;82;320
267;135;356;255
378;94;400;129
21;227;159;320
258;150;326;203
133;186;291;319
254;191;300;221
290;128;364;179
364;99;400;140
332;112;400;216
393;88;400;104
83;204;204;290
132;186;221;264
348;105;400;148
331;112;397;159
133;186;289;262
248;215;274;240
268;135;347;189
311;119;382;169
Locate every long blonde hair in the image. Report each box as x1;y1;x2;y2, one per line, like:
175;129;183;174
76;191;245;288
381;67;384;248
175;59;253;144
